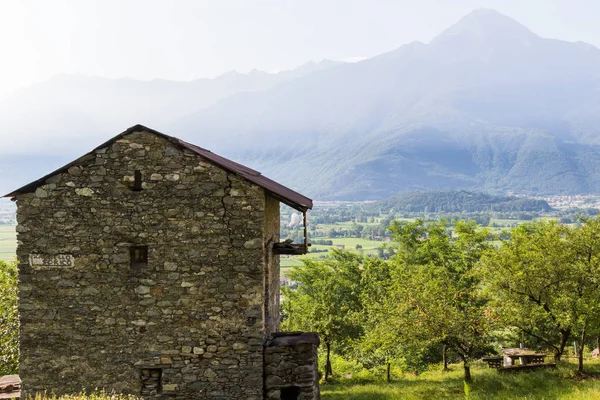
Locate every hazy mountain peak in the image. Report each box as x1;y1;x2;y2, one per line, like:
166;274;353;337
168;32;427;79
290;59;344;73
5;8;600;200
432;8;538;45
247;68;270;77
218;70;246;78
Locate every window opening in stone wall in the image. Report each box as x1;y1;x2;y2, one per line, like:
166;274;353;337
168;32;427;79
130;246;148;271
133;170;143;191
140;368;162;395
280;386;300;400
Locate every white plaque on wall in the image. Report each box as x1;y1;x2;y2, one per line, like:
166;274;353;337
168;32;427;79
29;254;75;269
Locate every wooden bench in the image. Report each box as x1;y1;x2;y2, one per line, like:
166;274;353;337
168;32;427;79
498;363;557;373
529;355;546;364
482;356;503;368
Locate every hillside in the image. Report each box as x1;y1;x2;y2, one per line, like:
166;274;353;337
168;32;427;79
370;190;552;213
3;9;600;200
169;9;600;200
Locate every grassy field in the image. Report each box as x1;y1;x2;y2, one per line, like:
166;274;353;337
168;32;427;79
0;224;16;262
321;359;600;400
28;392;139;399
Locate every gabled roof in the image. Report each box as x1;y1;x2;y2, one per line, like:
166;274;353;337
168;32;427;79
4;124;313;212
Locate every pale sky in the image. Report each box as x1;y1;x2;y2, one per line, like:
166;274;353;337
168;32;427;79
1;0;599;100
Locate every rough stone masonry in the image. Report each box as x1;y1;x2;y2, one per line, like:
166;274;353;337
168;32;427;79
6;125;320;400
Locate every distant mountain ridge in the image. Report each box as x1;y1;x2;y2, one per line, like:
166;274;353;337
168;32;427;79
0;59;343;153
0;60;344;194
2;9;600;200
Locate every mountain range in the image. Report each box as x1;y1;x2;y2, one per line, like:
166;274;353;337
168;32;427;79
2;9;600;200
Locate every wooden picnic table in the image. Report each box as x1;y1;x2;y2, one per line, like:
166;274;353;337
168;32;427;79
504;352;547;365
483;349;556;372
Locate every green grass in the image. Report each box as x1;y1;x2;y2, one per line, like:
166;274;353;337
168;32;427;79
321;360;600;400
0;224;16;262
325;237;384;249
490;218;525;226
29;391;140;399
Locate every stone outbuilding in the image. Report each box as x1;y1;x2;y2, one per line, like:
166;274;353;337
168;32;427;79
4;125;320;400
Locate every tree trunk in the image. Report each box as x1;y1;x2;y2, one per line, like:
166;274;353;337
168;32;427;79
578;327;586;373
325;341;333;381
387;362;391;383
596;336;599;353
458;353;472;383
442;345;449;371
555;329;571;361
463;361;472;383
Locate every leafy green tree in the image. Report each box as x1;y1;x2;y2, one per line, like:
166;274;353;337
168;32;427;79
383;220;494;382
479;220;595;362
281;250;363;381
353;257;411;380
356;256;453;379
0;260;18;375
481;218;600;371
563;217;600;372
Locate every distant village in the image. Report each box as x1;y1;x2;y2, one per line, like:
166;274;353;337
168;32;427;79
530;194;600;209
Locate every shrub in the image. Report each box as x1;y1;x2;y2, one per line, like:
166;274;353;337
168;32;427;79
0;260;18;375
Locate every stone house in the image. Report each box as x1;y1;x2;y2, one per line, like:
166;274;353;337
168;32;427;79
4;125;320;400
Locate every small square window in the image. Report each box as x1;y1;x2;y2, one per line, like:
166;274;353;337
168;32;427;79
130;246;148;267
132;170;143;191
140;368;162;395
281;386;300;400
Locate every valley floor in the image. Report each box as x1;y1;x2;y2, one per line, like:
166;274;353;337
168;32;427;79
0;224;16;263
320;360;600;400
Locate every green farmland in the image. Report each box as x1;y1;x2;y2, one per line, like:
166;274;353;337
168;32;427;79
0;224;16;262
280;236;385;273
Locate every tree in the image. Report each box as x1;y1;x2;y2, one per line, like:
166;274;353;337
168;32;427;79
0;261;18;375
354;257;419;381
564;217;600;372
383;220;494;382
281;250;363;381
479;220;599;363
481;218;600;371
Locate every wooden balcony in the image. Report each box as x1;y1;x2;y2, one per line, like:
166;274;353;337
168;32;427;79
274;209;310;255
273;240;311;255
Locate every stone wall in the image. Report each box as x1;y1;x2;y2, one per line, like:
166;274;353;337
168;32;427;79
263;195;280;336
14;130;270;399
264;333;320;400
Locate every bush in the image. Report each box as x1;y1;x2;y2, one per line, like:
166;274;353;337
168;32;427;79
313;239;333;245
0;260;18;375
